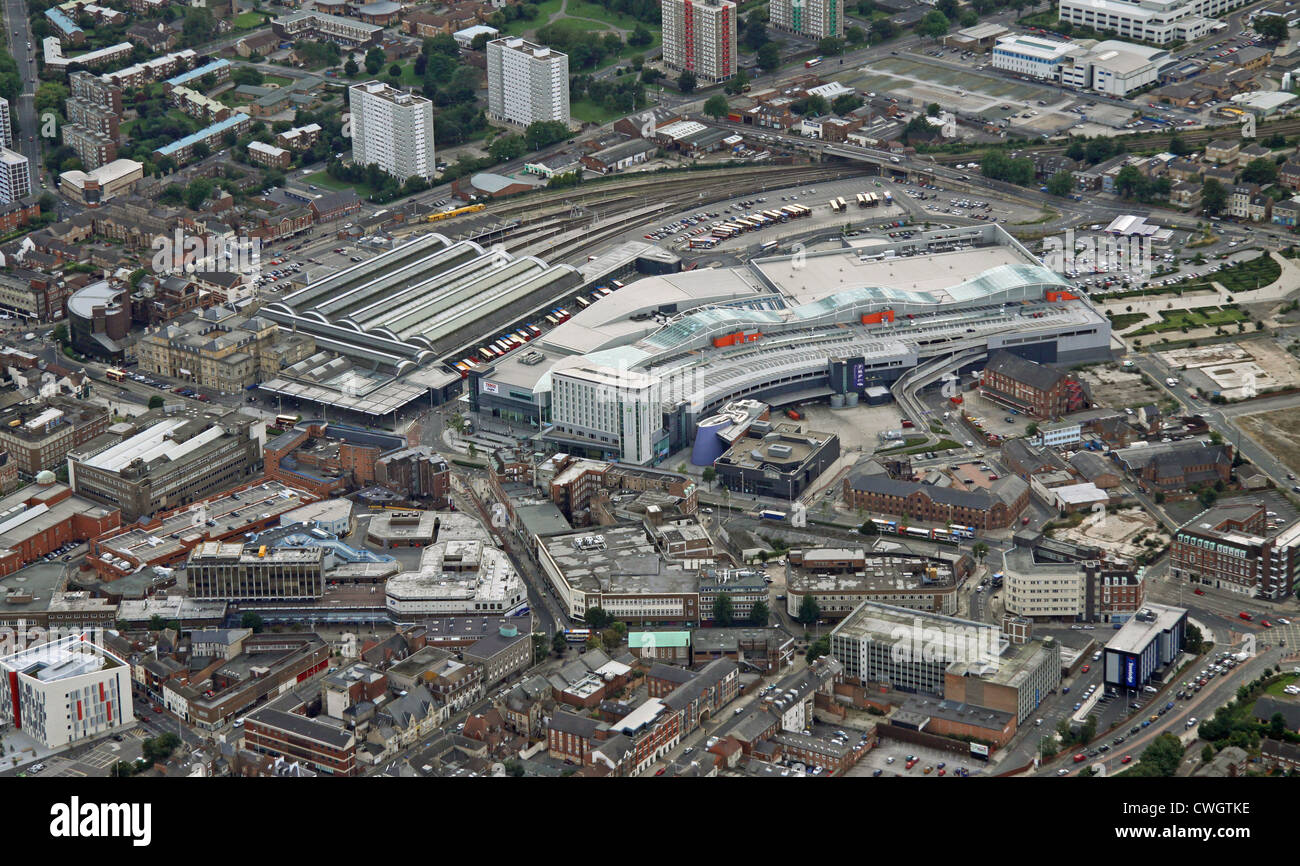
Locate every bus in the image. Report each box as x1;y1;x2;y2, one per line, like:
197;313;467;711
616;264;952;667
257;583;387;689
763;209;788;223
836;196;848;211
735;217;760;231
479;347;496;361
759;240;779;254
565;628;592;643
689;237;719;249
528;323;542;336
883;192;893;205
598;287;612;297
105;367;127;382
272;414;301;431
545;315;558;326
857;193;869;208
576;296;591;308
749;213;772;226
805;56;823;68
792;204;812;218
454;362;469;378
950;524;975;539
904;526;933;539
829;199;843;213
611;280;625;289
758;509;787;521
871;518;898;533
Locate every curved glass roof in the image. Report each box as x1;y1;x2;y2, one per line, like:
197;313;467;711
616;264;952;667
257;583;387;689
640;263;1068;354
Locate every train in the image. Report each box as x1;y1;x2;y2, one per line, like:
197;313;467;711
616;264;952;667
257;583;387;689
425;203;487;223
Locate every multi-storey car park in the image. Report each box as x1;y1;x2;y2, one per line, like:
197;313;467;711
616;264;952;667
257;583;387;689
468;224;1112;464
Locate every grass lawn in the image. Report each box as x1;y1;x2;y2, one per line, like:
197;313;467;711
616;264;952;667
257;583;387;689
499;0;565;35
1107;312;1149;331
570;98;633;125
302;170;378;198
233;11;268;29
263;75;293;87
1132;307;1247;335
1218;253;1281;293
1262;674;1300;699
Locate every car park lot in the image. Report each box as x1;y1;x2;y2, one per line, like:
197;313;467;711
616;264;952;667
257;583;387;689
845;740;986;777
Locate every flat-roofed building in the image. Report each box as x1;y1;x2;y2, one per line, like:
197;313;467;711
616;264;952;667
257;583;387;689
0;398;110;476
1171;502;1300;600
1103;603;1187;688
784;547;962;618
186;542;324;601
828;600;999;695
244;703;358;776
0;633;134;749
67;409;265;521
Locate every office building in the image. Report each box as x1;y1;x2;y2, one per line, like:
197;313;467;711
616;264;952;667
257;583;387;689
829;600;999;695
66;410;265;521
1171;502;1300;600
186;542;324;601
0;634;134;750
991;34;1077;78
1058;0;1245;45
0;148;30;204
662;0;737;84
244;704;358;776
769;0;843;39
487;37;570;128
0;398;111;475
979;350;1085;419
349;81;436;182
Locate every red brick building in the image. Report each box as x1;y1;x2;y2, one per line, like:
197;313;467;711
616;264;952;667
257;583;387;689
979;351;1085;419
244;707;358;776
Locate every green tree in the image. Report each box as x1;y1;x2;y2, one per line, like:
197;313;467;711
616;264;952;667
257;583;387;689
796;594;821;625
240;612;264;632
1185;622;1204;654
52;324;69;345
1201;179;1227;216
532;633;549;664
818;36;845;55
1242;157;1279;187
344;58;358;77
750;599;770;626
701;466;717;489
552;631;568;655
488;133;526;162
678;70;697;93
148;395;165;409
1047;171;1073;197
584;606;611;629
757;42;782;72
1128;733;1185;777
713;592;734;626
703;94;730;118
629;24;653;47
806;634;830;662
1201;743;1214;763
1026;422;1039;436
149;615;166;631
859;520;878;535
917;9;951;41
1257;14;1289;43
524;120;569;150
972;541;989;563
365;47;386;75
927;102;941;117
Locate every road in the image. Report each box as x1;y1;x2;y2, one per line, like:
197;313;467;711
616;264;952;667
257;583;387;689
2;0;39;174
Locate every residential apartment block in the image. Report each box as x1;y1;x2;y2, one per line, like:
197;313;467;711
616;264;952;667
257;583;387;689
662;0;737;84
349;81;437;181
486;37;570;128
769;0;843;38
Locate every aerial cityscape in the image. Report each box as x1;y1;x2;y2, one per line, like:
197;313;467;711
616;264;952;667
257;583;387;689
0;0;1298;807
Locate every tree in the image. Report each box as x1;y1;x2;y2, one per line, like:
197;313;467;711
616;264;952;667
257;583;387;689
832;93;864;115
818;36;845;56
704;94;730;119
1201;179;1227;216
240;612;264;632
52;324;69;346
757;42;782;72
387;63;403;81
365;47;387;75
859;520;878;535
917;10;951;41
531;633;549;663
1242;157;1279;187
972;541;989;563
148;395;165;409
1025;422;1039;436
713;592;734;626
1201;743;1215;763
750;599;770;626
584;606;611;629
552;631;568;656
701;466;717;489
806;634;830;662
149;615;166;631
524;120;569;151
1257;14;1289;43
678;70;697;93
629;24;653;47
796;594;821;625
1115;164;1142;199
1047;170;1073;197
1128;733;1185;777
503;758;526;777
344;58;358;77
1167;129;1192;157
927;102;941;117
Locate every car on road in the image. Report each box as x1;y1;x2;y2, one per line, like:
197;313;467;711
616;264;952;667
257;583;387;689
1081;664;1090;673
1121;755;1132;764
1263;619;1273;628
1057;767;1070;776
